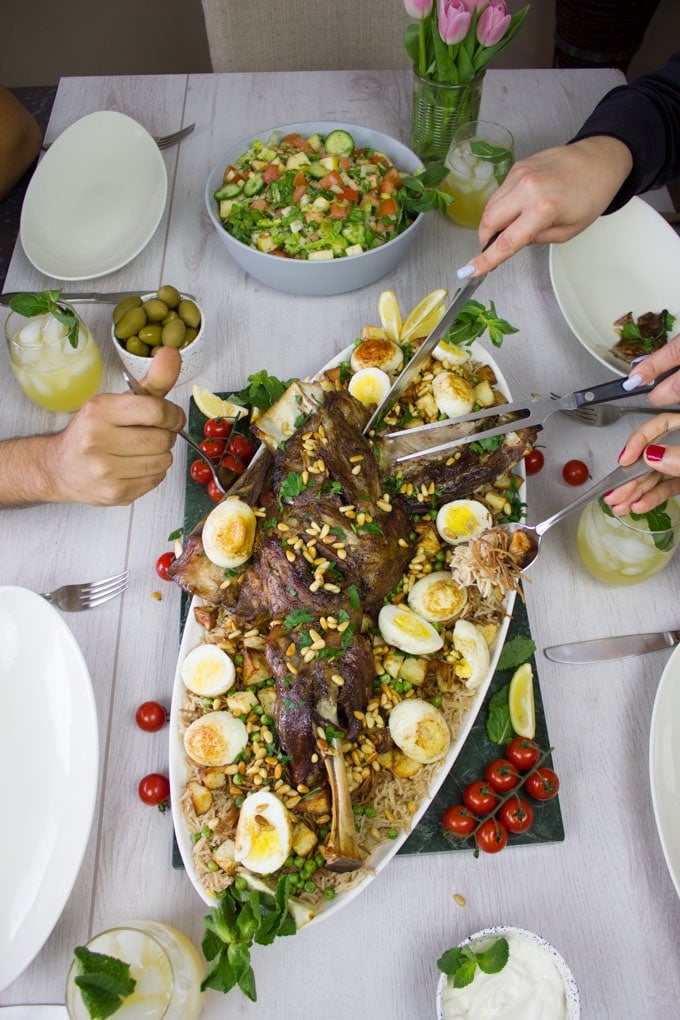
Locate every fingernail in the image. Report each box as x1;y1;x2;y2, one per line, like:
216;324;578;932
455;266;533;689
617;447;626;462
645;444;666;463
622;373;644;391
603;490;613;497
630;355;647;367
456;263;475;280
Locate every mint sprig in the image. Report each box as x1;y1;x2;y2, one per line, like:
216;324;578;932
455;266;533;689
9;288;80;348
400;165;453;216
598;497;674;552
438;936;509;988
72;946;136;1020
496;636;536;672
440;299;519;349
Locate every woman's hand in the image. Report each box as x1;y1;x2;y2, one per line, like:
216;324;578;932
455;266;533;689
603;411;680;515
622;332;680;405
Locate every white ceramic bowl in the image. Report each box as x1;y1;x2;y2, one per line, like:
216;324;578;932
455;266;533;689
436;925;580;1019
110;293;205;387
204;121;424;296
549;196;680;377
21;111;167;281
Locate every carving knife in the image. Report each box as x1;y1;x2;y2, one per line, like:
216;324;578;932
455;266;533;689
0;291;195;306
543;630;680;663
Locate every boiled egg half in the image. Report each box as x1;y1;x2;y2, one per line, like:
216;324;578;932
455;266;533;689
432;339;471;366
350;336;403;375
452;619;490;690
389;698;450;764
348;367;391;408
234;791;293;875
407;571;467;624
431;370;475;418
436;499;492;545
181;644;236;698
202;496;257;569
183;710;248;766
378;604;443;655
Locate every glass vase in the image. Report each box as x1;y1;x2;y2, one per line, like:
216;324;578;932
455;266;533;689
410;69;485;166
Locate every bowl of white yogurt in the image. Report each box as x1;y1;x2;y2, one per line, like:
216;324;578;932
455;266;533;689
436;925;580;1020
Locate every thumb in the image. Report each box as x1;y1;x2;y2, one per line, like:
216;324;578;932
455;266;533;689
141;346;182;397
644;442;680;477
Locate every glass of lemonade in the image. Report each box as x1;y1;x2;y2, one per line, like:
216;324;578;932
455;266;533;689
65;921;205;1020
5;307;103;413
442;120;515;229
576;496;680;586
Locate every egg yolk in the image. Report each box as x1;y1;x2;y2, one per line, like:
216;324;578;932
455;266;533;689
442;506;478;539
395;611;431;638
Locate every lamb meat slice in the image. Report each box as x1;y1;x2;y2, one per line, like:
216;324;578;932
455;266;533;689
266;631;323;788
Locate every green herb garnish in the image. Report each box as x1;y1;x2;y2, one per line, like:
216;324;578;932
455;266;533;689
399;165;453;216
598;497;674;552
72;946;136;1020
224;370;294;413
437;936;509;988
469;139;514;186
9;289;80;349
441;298;518;349
486;683;515;744
496;636;536;671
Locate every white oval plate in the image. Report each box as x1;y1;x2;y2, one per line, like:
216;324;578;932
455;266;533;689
549;197;680;377
649;642;680;899
20;111;168;281
0;588;98;991
170;340;519;925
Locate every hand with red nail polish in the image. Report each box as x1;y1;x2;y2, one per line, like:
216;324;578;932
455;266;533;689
604;412;680;516
645;445;666;463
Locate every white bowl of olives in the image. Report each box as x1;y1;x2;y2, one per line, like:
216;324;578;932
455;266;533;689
110;285;204;386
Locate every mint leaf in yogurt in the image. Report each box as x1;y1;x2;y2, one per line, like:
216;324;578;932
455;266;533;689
477;936;509;974
438;936;509;988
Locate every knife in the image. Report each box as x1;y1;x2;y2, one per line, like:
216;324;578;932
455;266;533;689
543;630;680;663
0;291;195;306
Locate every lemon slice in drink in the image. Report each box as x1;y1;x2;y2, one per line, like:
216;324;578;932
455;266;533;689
400;288;448;342
378;290;402;343
508;662;536;739
192;385;248;421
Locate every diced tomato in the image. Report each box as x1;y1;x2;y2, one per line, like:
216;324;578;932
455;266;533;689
319;171;343;190
329;201;350;220
384;167;403;189
282;133;303;144
370;152;390;166
379;197;398;217
250;198;267;211
381;179;395;195
339;185;359;203
292;184;307;203
304;209;323;223
262;164;282;183
293;170;306;186
223;165;243;182
361;193;379;211
339;156;351;170
270;249;289;257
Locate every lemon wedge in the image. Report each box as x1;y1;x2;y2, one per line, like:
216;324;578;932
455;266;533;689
508;662;536;739
378;290;402;343
192;385;248;421
400;288;448;343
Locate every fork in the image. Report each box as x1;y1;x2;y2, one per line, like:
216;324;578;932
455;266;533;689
40;570;129;611
551;395;680;427
41;122;195;152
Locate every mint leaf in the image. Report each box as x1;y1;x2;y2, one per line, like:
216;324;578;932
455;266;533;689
73;946;136;1020
437;938;509;989
9;293;51;317
486;683;515;744
477;937;509;974
8;289;80;348
496;636;536;671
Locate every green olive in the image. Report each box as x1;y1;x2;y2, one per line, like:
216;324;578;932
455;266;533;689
143;298;169;322
157;284;181;309
125;336;150;357
149;345;163;357
161;310;179;324
161;318;186;349
177;299;201;329
115;307;147;341
139;323;162;346
112;295;142;325
184;326;198;345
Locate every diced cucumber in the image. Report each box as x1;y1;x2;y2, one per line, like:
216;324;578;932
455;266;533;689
324;130;355;156
286;151;311;169
243;173;264;197
308;162;328;179
214;181;243;200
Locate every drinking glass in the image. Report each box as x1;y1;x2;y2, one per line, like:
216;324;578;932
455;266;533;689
576;496;680;585
65;920;205;1020
5;307;103;413
442;120;515;229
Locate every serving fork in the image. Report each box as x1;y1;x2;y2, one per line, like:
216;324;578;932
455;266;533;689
41;122;195;152
40;570;129;611
554;397;680;427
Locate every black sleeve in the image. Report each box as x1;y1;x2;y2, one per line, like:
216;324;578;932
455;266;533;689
570;52;680;213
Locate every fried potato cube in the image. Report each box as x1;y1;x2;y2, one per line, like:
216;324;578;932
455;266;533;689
398;656;427;686
202;768;227;790
292;820;318;857
391;749;423;777
476;622;499;649
212;838;238;875
226;689;259;717
473;380;495;407
188;781;213;815
257;686;278;718
415;392;439;420
383;648;405;678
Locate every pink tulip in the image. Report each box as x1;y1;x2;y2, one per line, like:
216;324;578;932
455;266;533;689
466;0;490;10
403;0;433;19
477;1;511;45
437;0;471;45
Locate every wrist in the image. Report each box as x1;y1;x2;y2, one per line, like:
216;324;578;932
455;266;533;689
0;433;66;507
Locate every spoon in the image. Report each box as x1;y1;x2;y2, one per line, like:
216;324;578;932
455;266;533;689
122;370;227;495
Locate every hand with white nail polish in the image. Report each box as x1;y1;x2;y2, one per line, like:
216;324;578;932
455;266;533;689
622;333;680;404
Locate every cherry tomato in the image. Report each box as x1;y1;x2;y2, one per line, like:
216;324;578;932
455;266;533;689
200;437;227;462
524;449;545;475
155;551;175;581
462;780;498;815
138;772;170;806
135;701;168;732
484;758;520;793
207;478;224;502
190;458;213;485
204;417;232;439
475;817;508;854
505;737;541;772
525;766;560;801
227;434;256;462
499;796;534;833
562;459;590;486
220;452;246;475
442;804;477;836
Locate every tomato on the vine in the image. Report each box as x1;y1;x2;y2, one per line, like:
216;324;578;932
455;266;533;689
190;458;213;485
499;796;534;833
443;804;476;836
206;478;224;502
524;449;545;475
484;758;520;793
475;817;508;854
462;780;498;815
562;459;589;486
227;434;256;462
135;701;168;732
505;737;541;772
200;437;227;462
155;551;175;581
138;773;170;806
220;452;246;476
525;767;560;801
203;417;232;439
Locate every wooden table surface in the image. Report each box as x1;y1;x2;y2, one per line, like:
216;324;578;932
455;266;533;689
1;68;679;1019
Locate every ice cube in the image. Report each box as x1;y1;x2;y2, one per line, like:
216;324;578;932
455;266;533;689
136;962;170;998
473;160;494;182
40;314;65;343
447;147;473;177
17;318;44;346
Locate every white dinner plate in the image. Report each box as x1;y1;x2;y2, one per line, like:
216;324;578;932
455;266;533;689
649;642;680;899
170;339;518;926
549;197;680;377
20;111;168;280
0;588;98;991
